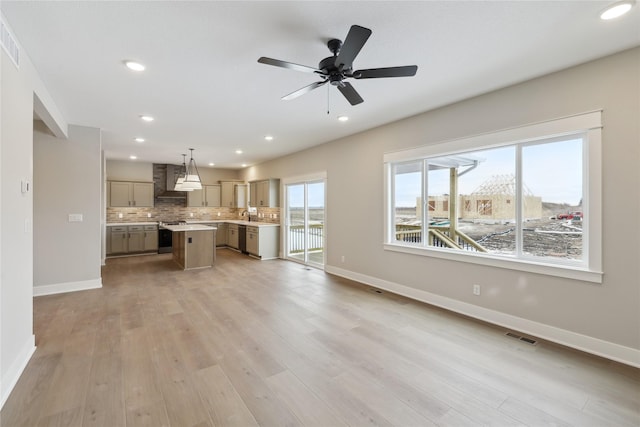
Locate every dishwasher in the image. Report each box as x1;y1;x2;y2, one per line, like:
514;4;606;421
238;224;247;254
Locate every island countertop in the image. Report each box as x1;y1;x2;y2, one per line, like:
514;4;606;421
184;220;279;228
161;224;217;232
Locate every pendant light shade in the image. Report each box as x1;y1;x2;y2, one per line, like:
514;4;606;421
181;148;202;190
174;154;194;192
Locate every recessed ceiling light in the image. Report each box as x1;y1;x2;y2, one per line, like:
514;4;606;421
235;149;243;154
338;115;349;122
264;135;274;141
129;155;137;160
208;162;215;166
600;0;635;19
124;60;145;71
140;115;154;122
241;163;247;167
134;137;145;143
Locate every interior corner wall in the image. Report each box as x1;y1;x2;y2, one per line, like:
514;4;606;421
33;123;102;295
0;14;67;407
242;47;640;364
0;49;35;407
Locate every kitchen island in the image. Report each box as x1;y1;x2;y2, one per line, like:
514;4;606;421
161;224;217;270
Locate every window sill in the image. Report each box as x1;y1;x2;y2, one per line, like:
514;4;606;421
383;243;603;283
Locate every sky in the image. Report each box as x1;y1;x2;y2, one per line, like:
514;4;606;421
286;181;325;208
395;137;583;207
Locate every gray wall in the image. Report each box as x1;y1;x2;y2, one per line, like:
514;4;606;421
33;123;102;290
242;48;640;355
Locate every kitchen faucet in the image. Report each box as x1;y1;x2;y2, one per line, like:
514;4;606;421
241;210;251;221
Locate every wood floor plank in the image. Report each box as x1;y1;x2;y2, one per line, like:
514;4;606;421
193;365;259;427
2;250;637;426
81;353;125;427
265;370;348;427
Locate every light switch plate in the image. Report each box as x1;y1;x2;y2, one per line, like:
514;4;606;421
68;214;83;222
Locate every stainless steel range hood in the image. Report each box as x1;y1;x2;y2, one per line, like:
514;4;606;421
155;164;188;199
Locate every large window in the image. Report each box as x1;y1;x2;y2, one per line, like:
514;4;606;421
384;112;602;282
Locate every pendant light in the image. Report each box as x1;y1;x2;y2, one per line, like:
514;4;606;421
173;154;193;192
181;148;203;190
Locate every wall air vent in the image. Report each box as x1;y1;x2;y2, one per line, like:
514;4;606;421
1;17;20;68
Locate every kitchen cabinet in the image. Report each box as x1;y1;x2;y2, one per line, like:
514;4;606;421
109;226;128;254
109;181;154;207
246;225;280;259
249;179;279;207
144;225;158;251
127;225;145;252
187;185;221;207
228;223;239;249
215;222;228;246
221;181;248;208
107;224;158;255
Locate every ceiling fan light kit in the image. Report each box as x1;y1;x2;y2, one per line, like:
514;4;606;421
258;25;418;106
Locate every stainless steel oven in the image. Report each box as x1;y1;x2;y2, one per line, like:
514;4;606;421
158;221;185;253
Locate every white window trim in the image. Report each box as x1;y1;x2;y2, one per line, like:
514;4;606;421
383;110;603;283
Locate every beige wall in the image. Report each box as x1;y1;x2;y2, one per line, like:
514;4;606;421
242;48;640;355
0;15;67;406
33;123;102;289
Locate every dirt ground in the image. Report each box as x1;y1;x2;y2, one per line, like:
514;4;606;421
458;218;583;259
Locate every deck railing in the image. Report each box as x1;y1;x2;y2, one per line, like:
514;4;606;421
288;224;324;254
395;224;486;252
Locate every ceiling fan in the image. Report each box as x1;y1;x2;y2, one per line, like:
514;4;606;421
258;25;418;106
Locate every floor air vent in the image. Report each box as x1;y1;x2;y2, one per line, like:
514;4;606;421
1;18;20;68
505;331;538;345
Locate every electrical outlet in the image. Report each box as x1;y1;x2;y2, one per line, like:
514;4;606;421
341;255;345;263
473;284;481;296
147;213;151;218
118;213;123;219
190;212;194;217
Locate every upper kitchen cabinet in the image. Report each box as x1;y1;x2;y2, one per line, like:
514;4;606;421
108;181;154;207
187;184;221;207
220;181;247;208
249;179;280;207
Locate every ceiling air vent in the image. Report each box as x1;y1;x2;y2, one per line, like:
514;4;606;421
1;17;20;68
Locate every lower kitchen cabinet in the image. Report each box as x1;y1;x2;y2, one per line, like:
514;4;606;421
246;226;279;259
127;226;145;252
144;225;158;251
107;224;158;255
215;223;228;246
109;226;128;254
228;224;239;249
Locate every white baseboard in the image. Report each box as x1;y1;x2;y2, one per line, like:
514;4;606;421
33;278;102;297
1;335;36;409
325;265;640;368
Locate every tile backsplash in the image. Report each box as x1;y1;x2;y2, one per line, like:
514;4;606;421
106;198;280;223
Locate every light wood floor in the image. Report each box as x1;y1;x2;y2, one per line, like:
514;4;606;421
2;249;638;426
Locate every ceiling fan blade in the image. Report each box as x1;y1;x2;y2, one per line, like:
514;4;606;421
337;82;364;105
258;57;321;74
354;65;418;79
335;25;372;70
282;80;328;101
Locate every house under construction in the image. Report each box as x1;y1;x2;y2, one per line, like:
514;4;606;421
426;174;542;221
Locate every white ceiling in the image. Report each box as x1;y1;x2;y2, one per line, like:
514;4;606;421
2;1;639;168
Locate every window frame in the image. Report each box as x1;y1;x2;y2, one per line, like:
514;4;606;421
383;111;602;283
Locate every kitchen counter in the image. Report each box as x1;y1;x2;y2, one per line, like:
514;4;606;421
160;224;216;232
185;220;280;227
107;221;158;226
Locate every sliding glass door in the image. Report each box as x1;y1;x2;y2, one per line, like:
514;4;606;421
285;180;325;267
